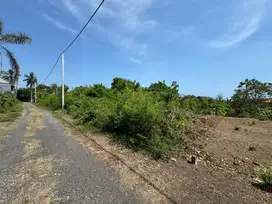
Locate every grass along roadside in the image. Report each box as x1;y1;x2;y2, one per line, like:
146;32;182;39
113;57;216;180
52;109;177;204
0;103;23;123
0;103;23;144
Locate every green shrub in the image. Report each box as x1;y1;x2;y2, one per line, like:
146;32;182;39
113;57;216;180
38;94;61;110
66;90;192;158
255;108;272;121
68;97;116;129
259;167;272;186
0;93;18;113
107;91;164;140
180;95;230;116
105;92;191;158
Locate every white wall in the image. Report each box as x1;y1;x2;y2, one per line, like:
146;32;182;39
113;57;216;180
0;84;11;93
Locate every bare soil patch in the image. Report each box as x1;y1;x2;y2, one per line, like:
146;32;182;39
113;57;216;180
57;113;272;204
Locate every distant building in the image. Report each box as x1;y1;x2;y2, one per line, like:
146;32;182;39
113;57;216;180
0;78;11;93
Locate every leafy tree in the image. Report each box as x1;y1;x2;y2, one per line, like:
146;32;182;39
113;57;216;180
231;79;272;116
148;81;179;103
180;95;200;113
85;84;107;98
0;20;32;95
57;85;69;94
37;84;50;93
111;77;140;92
213;94;230;116
36;84;51;99
23;72;37;103
69;86;89;97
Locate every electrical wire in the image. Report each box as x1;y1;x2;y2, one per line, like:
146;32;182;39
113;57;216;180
39;55;61;84
39;0;105;84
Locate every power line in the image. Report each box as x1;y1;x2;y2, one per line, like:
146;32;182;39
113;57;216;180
40;0;105;84
40;55;61;84
61;0;105;54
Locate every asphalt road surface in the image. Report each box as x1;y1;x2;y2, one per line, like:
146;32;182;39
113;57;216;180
0;103;140;204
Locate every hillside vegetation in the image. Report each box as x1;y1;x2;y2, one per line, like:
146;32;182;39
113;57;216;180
32;78;272;158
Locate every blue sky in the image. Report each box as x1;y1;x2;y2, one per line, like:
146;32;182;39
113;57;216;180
1;0;272;97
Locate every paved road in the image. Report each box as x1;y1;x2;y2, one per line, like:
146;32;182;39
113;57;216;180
0;103;140;204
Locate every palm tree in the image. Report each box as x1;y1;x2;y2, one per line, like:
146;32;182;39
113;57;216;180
2;69;15;90
0;20;32;96
23;72;37;103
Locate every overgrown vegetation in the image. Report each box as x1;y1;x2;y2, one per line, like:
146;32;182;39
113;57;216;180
256;167;272;192
37;78;195;158
35;78;271;158
259;168;272;186
0;92;22;122
0;92;18;113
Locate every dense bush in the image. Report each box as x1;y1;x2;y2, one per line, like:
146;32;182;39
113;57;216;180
180;95;230;116
67;91;192;158
37;77;272;158
37;94;62;110
68;96;116;129
38;80;195;158
259;167;272;188
0;92;19;113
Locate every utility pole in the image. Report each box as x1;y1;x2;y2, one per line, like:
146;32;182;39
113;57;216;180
61;53;65;109
34;82;37;103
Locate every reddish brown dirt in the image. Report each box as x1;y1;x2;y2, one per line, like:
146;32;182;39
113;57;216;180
59;113;272;204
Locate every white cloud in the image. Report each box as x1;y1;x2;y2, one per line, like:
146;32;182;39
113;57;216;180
42;13;77;34
129;57;142;64
209;16;262;48
208;0;267;48
44;0;156;58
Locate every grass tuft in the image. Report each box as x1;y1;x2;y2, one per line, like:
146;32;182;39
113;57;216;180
0;103;23;122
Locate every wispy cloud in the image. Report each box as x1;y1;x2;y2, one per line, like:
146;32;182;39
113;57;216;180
42;13;77;34
208;0;267;48
44;0;156;58
209;16;262;48
60;0;86;22
129;57;142;64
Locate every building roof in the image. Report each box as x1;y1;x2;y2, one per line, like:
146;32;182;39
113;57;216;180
0;78;10;84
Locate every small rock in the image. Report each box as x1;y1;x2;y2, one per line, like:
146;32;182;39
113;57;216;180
252;161;260;166
233;157;242;165
234;126;240;131
248;146;256;151
170;158;177;162
188;155;198;165
253;177;262;183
